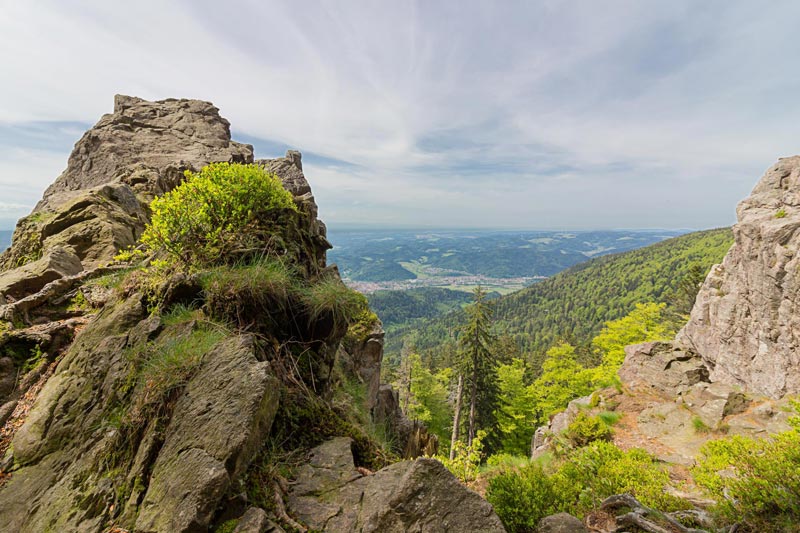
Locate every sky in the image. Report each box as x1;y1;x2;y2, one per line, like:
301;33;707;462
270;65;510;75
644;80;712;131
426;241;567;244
1;1;800;231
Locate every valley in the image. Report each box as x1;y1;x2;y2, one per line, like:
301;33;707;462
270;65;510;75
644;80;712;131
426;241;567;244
328;229;685;294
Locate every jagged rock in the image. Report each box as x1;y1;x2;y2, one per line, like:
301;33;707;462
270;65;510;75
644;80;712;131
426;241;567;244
677;156;800;398
135;336;280;533
537;513;587;533
618;342;709;395
682;381;749;428
286;437;506;532
0;245;82;300
1;96;253;276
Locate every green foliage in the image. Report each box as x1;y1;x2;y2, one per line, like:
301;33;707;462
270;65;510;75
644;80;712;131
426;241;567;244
486;453;531;470
555;442;689;514
694;428;800;531
344;305;380;343
367;287;472;330
487;441;688;532
532;343;594;424
131;327;224;413
437;431;485;483
458;287;501;451
495;358;538;455
211;519;238;533
487;463;563;532
140;162;297;266
776;208;788;219
596;411;621;426
67;290;90;312
564;412;613;448
592;302;674;383
201;258;369;338
406;352;453;446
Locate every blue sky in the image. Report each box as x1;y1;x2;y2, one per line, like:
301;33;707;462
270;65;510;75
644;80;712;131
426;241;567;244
1;1;799;230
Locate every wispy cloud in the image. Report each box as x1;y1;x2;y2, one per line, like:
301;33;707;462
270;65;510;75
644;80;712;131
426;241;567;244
0;1;799;229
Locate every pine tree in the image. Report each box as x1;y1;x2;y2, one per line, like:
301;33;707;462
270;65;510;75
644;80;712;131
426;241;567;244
457;286;500;450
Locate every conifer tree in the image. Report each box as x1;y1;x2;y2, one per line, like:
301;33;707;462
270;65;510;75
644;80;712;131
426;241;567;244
457;286;500;449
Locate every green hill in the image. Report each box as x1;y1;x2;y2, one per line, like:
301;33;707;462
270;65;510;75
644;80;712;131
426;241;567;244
385;227;733;365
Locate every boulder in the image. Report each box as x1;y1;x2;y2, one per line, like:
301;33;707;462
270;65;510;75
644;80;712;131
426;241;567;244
287;437;506;532
682;381;749;428
618;341;709;395
538;513;587;533
0;245;82;300
135;336;280;533
677;156;800;398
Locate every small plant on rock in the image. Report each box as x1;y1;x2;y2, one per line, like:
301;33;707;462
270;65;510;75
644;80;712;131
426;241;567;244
139;162;298;267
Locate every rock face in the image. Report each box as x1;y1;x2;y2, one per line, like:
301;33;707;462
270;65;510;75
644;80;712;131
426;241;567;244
286;437;506;532
0;95;252;276
677;157;800;398
0;95;480;533
617;342;709;396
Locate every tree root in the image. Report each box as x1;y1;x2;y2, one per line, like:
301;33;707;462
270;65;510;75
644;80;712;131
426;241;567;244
271;478;307;533
601;494;709;533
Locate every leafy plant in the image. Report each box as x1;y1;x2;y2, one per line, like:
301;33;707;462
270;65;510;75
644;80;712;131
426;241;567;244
487;441;689;532
487;463;562;532
694;427;800;531
437;431;485;483
564;412;613;448
139;162;298;267
776;208;788;219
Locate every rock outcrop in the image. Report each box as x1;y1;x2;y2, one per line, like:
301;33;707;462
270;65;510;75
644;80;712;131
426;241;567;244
0;95;496;532
676;157;800;398
286;437;505;532
0;95;253;277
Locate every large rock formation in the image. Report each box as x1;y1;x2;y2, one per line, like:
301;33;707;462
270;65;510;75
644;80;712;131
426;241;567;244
676;157;800;398
0;96;495;532
0;95;252;285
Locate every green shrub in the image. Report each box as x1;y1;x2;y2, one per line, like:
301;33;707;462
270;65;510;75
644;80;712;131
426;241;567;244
694;430;800;531
140;162;298;266
487;441;689;532
437;432;485;483
487;463;563;533
776;208;788;219
555;441;688;514
564;412;613;448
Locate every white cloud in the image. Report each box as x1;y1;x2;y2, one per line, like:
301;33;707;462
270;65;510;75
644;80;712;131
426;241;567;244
0;0;798;229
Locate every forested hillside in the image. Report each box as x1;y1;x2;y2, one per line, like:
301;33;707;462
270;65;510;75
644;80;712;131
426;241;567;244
386;227;733;364
367;287;478;329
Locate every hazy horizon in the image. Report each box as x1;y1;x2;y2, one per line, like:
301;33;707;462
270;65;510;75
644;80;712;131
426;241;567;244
2;1;799;230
